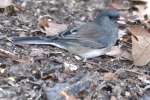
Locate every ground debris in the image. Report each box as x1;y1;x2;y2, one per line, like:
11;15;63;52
0;0;149;100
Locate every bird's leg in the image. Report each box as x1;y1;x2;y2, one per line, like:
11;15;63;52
82;57;87;62
74;55;87;62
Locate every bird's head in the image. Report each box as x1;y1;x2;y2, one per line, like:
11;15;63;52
95;9;120;21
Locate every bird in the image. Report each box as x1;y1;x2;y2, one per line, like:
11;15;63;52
12;9;120;59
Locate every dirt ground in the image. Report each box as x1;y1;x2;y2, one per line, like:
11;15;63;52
0;0;149;100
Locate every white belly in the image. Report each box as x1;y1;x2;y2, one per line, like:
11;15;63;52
79;48;109;59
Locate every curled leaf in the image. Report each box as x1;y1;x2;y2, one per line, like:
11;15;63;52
38;16;68;36
129;25;150;66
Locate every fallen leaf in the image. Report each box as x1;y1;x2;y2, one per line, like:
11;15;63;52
129;0;148;3
60;91;77;100
132;4;147;21
103;72;117;81
129;0;150;21
125;91;131;97
106;46;132;60
129;25;150;66
8;76;16;82
38;16;68;36
0;0;22;15
15;56;33;64
0;0;13;8
110;96;117;100
110;0;130;10
145;0;150;19
0;68;5;74
138;75;150;84
30;48;49;57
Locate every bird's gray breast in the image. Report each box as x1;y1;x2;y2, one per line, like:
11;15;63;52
95;16;118;47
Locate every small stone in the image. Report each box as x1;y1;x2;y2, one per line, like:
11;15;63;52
63;62;78;71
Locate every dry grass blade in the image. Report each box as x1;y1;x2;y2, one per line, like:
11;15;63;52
0;48;18;59
0;48;32;64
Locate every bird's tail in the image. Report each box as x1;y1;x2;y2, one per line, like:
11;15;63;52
12;36;55;45
12;36;67;49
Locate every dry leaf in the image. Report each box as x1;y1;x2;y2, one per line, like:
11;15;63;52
0;68;5;74
130;0;150;20
138;75;150;84
8;76;16;82
30;48;49;57
0;0;22;14
60;91;77;100
15;56;33;64
110;96;117;100
0;0;13;8
129;25;150;66
132;4;147;21
106;46;132;60
103;72;117;81
145;0;150;19
129;0;148;2
38;16;68;36
110;0;130;10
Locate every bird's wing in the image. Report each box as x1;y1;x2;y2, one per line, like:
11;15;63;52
12;35;105;49
58;17;118;47
58;22;99;39
49;36;105;49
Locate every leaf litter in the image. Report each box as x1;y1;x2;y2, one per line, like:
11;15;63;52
0;0;149;100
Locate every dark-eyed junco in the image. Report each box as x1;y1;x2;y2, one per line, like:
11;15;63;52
13;9;120;59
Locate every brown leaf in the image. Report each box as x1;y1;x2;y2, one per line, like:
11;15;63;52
38;16;68;36
130;0;150;20
129;25;150;66
60;91;77;100
110;96;117;100
110;0;130;10
106;46;132;60
132;5;146;20
145;1;150;19
0;0;13;8
30;48;49;57
15;56;33;64
103;72;117;81
129;0;148;2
